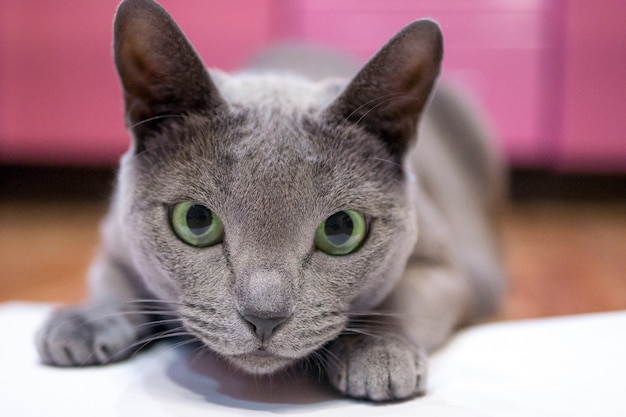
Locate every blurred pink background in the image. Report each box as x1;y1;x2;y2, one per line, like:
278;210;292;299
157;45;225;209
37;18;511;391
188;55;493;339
1;0;624;171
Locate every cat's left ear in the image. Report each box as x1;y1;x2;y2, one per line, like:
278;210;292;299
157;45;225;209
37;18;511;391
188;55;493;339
113;0;227;142
325;20;443;157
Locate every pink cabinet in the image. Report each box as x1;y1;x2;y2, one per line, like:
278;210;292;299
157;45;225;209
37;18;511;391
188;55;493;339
0;0;274;165
558;0;626;171
273;0;561;168
273;0;626;172
0;1;126;165
1;0;624;171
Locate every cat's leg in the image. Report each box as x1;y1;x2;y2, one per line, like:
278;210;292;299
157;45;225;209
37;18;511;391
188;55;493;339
325;262;471;401
36;253;160;366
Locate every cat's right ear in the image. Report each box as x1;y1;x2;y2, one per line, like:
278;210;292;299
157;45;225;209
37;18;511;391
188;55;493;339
113;0;227;145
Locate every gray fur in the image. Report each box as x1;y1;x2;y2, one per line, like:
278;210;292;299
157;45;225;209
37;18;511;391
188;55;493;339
36;0;505;402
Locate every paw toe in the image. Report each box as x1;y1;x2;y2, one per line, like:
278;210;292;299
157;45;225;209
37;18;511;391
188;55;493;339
326;336;427;402
36;308;138;366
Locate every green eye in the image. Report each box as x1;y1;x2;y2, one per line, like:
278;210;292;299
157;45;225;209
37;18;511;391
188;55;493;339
170;202;224;248
314;210;368;256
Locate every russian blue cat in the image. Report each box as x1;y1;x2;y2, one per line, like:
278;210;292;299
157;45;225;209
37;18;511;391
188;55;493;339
36;0;505;402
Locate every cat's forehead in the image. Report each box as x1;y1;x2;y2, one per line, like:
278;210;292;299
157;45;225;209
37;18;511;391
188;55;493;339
210;71;342;164
136;70;403;209
211;70;338;111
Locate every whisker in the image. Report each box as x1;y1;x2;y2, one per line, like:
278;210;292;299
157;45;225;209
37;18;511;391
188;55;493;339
309;346;343;376
135;318;183;329
187;343;213;368
347;316;395;324
128;114;185;131
136;336;201;360
122;329;193;359
369;156;402;168
350;97;394;127
93;309;180;318
45;310;179;339
142;326;191;341
368;156;417;184
121;299;184;306
344;93;406;123
118;299;183;312
341;327;389;340
348;310;409;318
167;337;203;352
349;309;451;331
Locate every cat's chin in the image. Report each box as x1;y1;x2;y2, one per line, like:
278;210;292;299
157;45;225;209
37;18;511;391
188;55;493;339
226;350;296;375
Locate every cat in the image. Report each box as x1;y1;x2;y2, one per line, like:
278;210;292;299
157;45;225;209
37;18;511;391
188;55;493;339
36;0;506;402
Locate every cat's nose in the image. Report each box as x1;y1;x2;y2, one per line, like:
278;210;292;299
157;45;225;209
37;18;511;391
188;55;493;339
242;313;289;342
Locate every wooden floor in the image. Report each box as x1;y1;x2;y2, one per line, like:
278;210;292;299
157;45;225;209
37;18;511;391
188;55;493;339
1;197;625;321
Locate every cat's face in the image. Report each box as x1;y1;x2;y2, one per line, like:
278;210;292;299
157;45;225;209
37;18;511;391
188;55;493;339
122;79;419;372
113;0;441;374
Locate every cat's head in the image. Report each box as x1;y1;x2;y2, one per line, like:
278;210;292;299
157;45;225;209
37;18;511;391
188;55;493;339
113;0;442;374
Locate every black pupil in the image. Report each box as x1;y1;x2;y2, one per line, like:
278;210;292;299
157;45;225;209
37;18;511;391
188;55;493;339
186;205;212;235
325;211;354;246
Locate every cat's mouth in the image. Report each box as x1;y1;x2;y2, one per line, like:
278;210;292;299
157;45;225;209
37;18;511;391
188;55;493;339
227;349;296;374
250;347;273;357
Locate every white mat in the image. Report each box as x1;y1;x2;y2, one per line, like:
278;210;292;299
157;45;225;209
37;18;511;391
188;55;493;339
1;302;624;416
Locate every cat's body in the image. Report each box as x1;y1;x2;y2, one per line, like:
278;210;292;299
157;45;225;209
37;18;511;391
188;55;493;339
36;0;505;402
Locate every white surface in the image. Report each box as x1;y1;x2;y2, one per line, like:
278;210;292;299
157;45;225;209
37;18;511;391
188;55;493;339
1;302;625;416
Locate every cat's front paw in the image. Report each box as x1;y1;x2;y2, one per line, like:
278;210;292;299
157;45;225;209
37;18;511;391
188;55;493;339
36;306;140;366
326;335;427;402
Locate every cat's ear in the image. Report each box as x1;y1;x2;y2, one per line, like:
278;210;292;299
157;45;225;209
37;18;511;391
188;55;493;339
325;20;442;157
113;0;226;141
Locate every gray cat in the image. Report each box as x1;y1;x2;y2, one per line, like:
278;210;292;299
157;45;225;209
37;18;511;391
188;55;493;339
36;0;505;402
